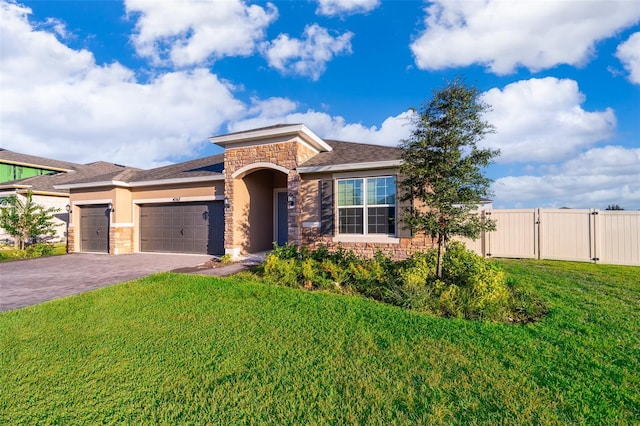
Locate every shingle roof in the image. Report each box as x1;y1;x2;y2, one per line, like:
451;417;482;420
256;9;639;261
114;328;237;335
0;162;139;193
0;148;78;171
299;140;401;167
129;153;224;182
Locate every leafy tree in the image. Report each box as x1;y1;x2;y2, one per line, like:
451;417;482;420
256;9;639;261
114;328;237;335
400;78;500;279
0;190;60;249
605;204;624;210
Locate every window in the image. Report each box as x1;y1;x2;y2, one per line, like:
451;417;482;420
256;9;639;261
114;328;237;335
337;176;396;235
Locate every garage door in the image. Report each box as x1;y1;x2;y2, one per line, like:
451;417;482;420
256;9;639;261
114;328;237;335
80;205;109;253
140;202;224;255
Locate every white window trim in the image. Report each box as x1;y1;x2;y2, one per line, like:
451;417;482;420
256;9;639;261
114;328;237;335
336;176;397;237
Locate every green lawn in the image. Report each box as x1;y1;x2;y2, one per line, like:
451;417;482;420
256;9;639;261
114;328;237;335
1;259;638;424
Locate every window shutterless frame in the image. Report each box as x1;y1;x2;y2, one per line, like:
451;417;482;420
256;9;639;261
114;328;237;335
336;176;396;236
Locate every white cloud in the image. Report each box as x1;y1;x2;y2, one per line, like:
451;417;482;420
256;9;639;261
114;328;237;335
263;24;353;80
493;146;640;209
411;0;640;74
229;99;414;146
0;2;244;168
125;0;277;67
615;32;640;84
316;0;380;16
481;78;616;163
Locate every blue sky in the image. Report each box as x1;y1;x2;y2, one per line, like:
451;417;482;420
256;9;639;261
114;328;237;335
1;0;639;209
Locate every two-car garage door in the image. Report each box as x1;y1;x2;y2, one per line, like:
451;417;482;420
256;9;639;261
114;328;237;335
139;202;224;255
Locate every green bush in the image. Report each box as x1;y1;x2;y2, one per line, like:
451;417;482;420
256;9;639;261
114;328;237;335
261;242;546;323
263;255;301;288
26;243;55;258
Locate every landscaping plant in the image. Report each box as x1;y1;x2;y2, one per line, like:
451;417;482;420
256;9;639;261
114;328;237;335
0;190;60;250
400;78;499;278
262;242;546;322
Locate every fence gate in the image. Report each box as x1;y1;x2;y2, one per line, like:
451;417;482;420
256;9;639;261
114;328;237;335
471;209;640;266
485;209;538;259
538;209;595;262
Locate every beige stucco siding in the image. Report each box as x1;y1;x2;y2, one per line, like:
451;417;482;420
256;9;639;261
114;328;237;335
131;182;223;201
230;170;286;253
114;187;132;223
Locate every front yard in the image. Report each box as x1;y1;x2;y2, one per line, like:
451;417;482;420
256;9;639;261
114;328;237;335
1;259;638;424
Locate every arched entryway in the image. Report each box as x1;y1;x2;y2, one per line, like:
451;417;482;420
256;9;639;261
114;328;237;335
231;164;289;253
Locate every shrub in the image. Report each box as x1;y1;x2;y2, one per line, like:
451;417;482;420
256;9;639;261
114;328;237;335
26;243;55;258
263;255;301;288
390;242;512;320
261;242;546;323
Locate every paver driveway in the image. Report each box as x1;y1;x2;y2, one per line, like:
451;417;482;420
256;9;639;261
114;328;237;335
0;253;215;312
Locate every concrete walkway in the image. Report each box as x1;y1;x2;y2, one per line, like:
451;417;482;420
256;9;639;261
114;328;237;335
0;252;264;312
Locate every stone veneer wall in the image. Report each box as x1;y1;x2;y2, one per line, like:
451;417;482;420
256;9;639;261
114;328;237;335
224;139;319;254
68;226;134;254
67;227;76;253
301;227;435;260
110;226;134;254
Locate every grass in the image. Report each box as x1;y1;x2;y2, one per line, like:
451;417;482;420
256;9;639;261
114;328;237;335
1;259;638;424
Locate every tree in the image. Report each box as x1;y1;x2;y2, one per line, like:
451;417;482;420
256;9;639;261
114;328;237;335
399;78;500;279
0;190;60;249
605;204;624;210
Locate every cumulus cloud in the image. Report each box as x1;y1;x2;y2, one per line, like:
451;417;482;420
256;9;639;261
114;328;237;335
615;32;640;84
481;78;616;163
125;0;277;67
411;0;640;74
0;1;244;168
263;24;353;80
493;146;640;209
229;98;414;146
316;0;380;16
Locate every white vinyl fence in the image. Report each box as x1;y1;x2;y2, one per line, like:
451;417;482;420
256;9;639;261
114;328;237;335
461;209;640;266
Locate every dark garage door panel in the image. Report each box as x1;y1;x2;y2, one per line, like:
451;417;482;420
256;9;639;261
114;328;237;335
140;202;224;255
80;205;109;253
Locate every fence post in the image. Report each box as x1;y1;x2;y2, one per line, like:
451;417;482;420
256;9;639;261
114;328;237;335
590;209;599;263
484;210;491;258
536;208;541;260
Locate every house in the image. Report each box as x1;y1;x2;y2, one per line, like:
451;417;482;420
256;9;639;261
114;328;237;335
0;148;77;183
56;125;436;258
0;148;138;243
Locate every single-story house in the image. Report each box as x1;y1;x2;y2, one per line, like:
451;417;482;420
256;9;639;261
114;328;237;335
56;124;437;259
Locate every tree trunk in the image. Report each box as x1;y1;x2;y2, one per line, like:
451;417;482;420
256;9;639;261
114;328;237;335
436;233;444;279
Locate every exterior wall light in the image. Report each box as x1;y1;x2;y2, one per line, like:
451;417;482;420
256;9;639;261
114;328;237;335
108;202;114;212
65;204;71;213
287;193;295;209
224;197;231;210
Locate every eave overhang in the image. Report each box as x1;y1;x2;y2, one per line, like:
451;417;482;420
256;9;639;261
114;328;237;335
297;159;402;174
209;124;333;153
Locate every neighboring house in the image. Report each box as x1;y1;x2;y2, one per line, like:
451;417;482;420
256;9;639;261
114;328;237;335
0;148;77;183
0;149;137;243
56;124;437;258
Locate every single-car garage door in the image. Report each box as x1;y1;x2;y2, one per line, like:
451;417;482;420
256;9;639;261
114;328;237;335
80;204;109;253
140;202;224;255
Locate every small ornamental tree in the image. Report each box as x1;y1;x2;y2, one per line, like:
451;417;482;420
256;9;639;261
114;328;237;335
0;190;60;249
400;78;500;279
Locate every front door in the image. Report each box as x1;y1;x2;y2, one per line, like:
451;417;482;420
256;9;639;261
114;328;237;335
276;191;288;246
